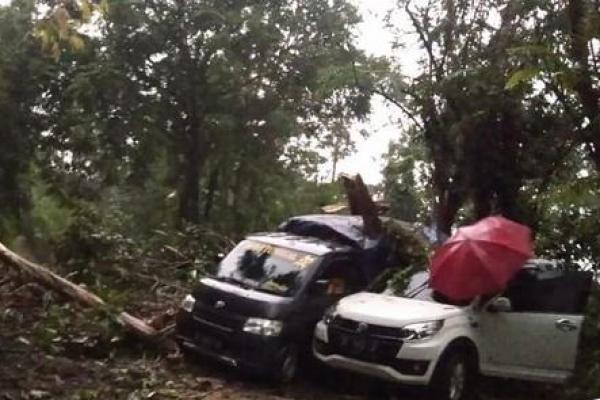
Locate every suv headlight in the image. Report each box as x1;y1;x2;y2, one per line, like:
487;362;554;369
400;320;444;341
243;318;283;336
322;305;337;325
181;294;196;313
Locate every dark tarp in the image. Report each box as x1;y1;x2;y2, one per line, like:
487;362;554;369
279;215;372;249
279;214;423;280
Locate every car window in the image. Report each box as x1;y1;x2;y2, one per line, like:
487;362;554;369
502;269;592;314
380;269;469;305
215;240;320;296
319;258;367;295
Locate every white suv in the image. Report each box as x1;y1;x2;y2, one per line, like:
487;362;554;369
313;261;591;400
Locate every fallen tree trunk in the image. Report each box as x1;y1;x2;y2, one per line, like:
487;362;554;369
339;173;383;238
0;241;177;353
338;173;429;266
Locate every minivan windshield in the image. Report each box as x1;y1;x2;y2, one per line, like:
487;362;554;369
215;239;320;296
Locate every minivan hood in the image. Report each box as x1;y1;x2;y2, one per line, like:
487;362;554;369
190;278;294;320
336;292;465;326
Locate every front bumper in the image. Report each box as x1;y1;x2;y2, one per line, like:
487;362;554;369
176;310;288;376
313;321;435;385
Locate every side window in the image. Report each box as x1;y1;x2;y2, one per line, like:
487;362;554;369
320;258;367;296
503;269;592;314
502;269;538;312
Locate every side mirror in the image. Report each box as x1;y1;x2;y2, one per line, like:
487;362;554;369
310;279;330;295
488;296;512;313
214;252;225;264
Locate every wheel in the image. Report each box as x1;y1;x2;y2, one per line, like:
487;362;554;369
429;348;476;400
277;345;299;384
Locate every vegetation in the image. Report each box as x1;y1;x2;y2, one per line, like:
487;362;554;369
380;0;600;269
0;0;599;398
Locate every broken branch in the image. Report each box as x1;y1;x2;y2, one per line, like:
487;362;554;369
0;241;178;353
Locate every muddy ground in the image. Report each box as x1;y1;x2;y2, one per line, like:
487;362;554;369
0;270;557;400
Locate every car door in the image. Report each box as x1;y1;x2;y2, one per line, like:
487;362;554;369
477;269;592;383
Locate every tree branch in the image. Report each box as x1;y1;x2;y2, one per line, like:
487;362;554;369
349;59;424;130
405;3;440;76
372;86;425;130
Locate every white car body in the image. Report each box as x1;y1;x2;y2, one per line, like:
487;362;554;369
313;265;589;387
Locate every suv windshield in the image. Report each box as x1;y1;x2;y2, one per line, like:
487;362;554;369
384;270;468;305
398;270;434;301
215;239;320;296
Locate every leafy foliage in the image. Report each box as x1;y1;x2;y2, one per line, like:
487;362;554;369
0;0;599;398
0;0;377;258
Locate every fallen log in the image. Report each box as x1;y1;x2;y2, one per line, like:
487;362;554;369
338;173;429;266
339;173;382;238
0;241;178;353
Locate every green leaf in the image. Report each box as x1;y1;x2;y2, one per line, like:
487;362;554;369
555;70;580;92
507;45;551;57
505;67;541;90
69;34;85;51
79;0;93;22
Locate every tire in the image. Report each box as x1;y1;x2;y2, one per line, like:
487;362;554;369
277;345;299;384
428;348;476;400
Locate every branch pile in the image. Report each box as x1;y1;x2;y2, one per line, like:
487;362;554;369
0;241;178;353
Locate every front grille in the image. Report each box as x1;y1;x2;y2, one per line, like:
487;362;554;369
178;308;239;358
192;304;244;332
330;317;404;340
327;317;403;364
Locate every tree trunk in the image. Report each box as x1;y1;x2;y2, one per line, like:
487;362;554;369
472;187;492;221
203;164;220;221
331;135;340;183
175;2;204;226
0;241;177;352
495;106;526;223
431;149;463;234
340;174;382;238
434;189;462;235
331;150;338;184
567;0;600;169
229;159;248;234
178;121;202;225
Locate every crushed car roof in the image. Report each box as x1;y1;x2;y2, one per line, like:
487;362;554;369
278;214;372;249
279;214;428;249
276;214;428;280
246;232;354;256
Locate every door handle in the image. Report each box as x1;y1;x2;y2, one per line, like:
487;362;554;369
555;318;577;332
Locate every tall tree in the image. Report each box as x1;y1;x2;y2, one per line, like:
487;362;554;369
91;0;371;225
381;0;564;232
505;0;600;170
0;0;54;241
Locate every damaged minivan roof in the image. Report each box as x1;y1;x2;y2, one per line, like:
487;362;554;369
247;232;354;256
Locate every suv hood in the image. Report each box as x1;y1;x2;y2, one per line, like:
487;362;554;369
336;292;465;326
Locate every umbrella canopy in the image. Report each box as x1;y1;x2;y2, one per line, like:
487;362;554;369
430;216;534;301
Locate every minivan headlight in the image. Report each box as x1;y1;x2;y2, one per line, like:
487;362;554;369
400;320;444;341
181;294;196;313
243;318;283;336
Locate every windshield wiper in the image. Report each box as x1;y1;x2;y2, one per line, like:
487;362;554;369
405;281;429;298
254;285;285;296
216;275;253;289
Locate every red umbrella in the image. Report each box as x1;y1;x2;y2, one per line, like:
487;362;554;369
430;216;534;301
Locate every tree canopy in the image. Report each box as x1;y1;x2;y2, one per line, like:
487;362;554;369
378;0;600;273
1;0;600;397
0;0;383;248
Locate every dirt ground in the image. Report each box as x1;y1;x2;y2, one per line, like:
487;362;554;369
0;270;558;400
